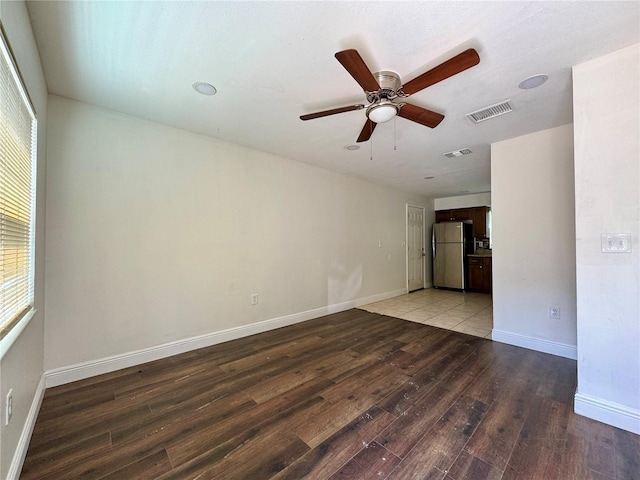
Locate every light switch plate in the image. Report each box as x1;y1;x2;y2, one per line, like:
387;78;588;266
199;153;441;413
601;233;632;253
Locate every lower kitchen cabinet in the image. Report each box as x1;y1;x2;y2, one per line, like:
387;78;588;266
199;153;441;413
467;256;492;293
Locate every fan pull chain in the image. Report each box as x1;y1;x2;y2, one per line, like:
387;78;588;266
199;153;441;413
394;116;397;151
370;134;373;161
370;121;374;160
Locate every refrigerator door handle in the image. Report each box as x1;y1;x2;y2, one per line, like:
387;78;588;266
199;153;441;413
432;228;437;287
432;229;436;258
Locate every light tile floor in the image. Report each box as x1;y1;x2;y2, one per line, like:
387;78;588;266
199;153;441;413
360;288;493;339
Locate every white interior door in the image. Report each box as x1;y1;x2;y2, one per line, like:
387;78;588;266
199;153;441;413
407;205;425;292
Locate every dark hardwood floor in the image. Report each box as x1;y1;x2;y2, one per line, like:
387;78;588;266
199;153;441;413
22;309;639;479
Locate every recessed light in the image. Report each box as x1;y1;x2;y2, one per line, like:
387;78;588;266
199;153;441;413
518;74;548;90
192;82;217;96
424;176;435;180
344;145;360;151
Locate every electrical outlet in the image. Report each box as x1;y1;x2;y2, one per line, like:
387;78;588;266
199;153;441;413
549;305;560;320
5;389;13;426
251;293;259;305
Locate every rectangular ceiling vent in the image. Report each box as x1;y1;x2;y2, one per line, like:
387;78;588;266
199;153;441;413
466;100;513;124
444;148;472;158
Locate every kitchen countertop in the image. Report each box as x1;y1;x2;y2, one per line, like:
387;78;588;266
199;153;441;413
467;253;492;258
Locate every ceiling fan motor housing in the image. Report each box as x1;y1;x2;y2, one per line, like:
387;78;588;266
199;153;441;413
365;71;403;123
366;71;402;102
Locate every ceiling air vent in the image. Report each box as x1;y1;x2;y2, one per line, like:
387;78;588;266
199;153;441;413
466;100;513;124
444;148;472;158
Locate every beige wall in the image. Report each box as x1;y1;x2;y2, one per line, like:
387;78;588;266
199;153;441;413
44;95;430;371
491;124;577;355
434;192;491;210
0;1;48;478
573;44;639;433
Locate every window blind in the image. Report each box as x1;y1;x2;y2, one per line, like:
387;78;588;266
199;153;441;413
0;29;37;340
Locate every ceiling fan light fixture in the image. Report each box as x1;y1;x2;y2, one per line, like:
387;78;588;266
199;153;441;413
366;101;399;123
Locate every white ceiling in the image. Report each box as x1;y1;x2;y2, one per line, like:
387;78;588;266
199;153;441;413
26;1;639;198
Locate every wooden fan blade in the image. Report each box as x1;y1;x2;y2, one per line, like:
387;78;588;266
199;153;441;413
356;119;377;143
300;104;364;121
398;103;445;128
335;49;380;92
401;49;480;95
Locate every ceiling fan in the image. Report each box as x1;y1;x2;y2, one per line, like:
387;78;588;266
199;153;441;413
300;48;480;143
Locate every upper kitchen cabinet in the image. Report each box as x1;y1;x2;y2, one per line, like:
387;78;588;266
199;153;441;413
435;208;471;223
435;206;490;238
435;210;451;223
470;207;488;238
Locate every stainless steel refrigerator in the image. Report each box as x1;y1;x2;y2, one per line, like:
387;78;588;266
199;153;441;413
432;222;472;290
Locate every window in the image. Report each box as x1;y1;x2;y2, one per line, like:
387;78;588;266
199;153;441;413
0;28;37;340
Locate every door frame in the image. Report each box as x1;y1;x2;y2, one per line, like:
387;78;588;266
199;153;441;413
406;204;426;292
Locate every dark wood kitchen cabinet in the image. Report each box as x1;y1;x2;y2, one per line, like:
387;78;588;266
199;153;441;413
435;206;489;239
467;256;492;293
435;208;470;222
470;207;488;238
435;210;451;223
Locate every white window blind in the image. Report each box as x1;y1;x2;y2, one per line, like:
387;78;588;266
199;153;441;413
0;29;37;340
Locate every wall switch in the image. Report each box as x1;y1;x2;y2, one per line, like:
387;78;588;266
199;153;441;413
5;389;13;426
251;294;259;305
549;305;560;320
601;233;632;253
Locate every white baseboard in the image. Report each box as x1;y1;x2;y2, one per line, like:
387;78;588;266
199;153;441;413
491;329;577;360
358;288;408;305
574;391;640;434
45;288;407;388
7;375;45;480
